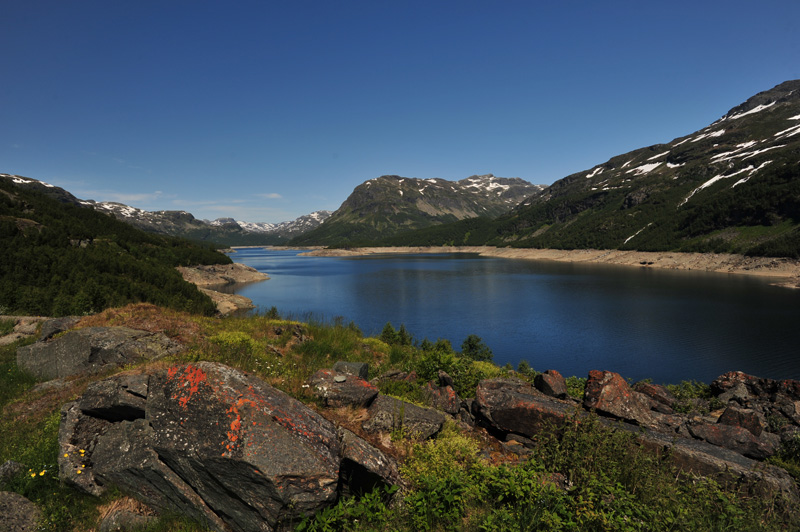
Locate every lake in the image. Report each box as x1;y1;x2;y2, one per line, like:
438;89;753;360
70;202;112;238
225;248;800;384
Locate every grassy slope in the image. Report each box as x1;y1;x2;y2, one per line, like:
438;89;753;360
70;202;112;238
1;305;797;531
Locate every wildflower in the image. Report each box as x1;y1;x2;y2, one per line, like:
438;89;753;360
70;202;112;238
31;472;36;478
64;453;69;458
39;470;46;476
76;470;82;475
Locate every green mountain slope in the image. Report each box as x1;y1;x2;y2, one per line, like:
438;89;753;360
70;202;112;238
0;174;231;316
291;174;544;246
378;80;800;257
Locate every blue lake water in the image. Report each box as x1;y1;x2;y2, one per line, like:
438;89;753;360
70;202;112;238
225;248;800;384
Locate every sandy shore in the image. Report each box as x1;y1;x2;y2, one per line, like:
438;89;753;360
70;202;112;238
177;263;270;315
302;246;800;288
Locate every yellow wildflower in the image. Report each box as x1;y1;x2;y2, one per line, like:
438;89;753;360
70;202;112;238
39;470;46;476
64;453;69;458
76;470;82;475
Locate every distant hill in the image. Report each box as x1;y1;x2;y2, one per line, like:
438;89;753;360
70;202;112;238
86;201;331;246
0;173;230;316
377;80;800;257
291;174;545;246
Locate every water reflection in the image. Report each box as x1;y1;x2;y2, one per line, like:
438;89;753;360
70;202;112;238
229;248;800;384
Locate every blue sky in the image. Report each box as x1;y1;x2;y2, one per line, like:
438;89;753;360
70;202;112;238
2;1;798;223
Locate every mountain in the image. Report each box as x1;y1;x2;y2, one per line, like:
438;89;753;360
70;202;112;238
0;173;229;316
379;80;800;257
88;201;331;246
290;174;545;246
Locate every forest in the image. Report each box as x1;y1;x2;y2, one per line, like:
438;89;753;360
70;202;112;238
0;179;230;316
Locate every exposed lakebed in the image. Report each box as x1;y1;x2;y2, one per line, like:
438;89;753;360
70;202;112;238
225;248;800;384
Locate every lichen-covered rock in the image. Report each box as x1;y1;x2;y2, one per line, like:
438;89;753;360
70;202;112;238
17;327;180;380
59;362;399;532
309;369;379;408
474;378;578;438
688;423;776;460
363;394;445;439
422;380;460;415
632;381;677;413
534;370;568;399
584;370;655;427
717;406;764;437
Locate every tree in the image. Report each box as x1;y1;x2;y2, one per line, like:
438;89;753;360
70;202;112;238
461;334;493;362
380;322;399;345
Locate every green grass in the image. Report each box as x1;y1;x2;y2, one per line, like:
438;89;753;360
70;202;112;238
0;317;15;336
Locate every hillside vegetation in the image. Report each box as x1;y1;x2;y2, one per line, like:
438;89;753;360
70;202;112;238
1;304;797;531
0;177;230;316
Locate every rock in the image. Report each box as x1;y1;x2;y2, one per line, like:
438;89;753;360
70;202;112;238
39;316;81;341
309;369;379;408
688;423;776;460
337;428;399;497
628;424;798;506
534;369;568;399
474;378;579;438
437;370;454;388
58;402;113;496
583;370;655;427
78;374;149;421
332;361;369;380
17;327;181;380
60;362;399;532
0;491;42;532
0;460;25;481
717;406;764;437
632;381;677;411
363;394;445;439
421;380;460;415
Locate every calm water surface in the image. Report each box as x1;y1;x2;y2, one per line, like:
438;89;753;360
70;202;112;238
227;248;800;384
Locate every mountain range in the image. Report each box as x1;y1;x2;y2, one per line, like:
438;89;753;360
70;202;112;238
355;80;800;257
3;79;799;257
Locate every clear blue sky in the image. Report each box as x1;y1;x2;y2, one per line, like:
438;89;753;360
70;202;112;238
2;1;798;223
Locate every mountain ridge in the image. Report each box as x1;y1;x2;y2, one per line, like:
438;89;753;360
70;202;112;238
291;173;546;246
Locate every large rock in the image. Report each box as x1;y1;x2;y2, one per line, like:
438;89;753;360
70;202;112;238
534;369;568;399
474;378;579;438
628;424;798;505
309;369;379;408
362;394;445;439
687;423;776;460
583;370;655;427
17;327;181;380
0;491;42;532
59;362;398;532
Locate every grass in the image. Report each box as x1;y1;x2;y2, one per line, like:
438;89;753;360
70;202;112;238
1;303;797;531
0;317;15;336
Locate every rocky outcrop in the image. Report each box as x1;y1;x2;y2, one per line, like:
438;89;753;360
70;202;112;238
362;394;445;440
17;327;180;380
0;491;42;532
472;371;800;506
177;263;269;315
0;316;49;347
309;369;379;408
176;263;269;287
583;370;656;427
474;378;580;438
59;362;398;532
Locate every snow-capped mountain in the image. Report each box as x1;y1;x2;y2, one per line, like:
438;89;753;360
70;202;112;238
291;174;545;246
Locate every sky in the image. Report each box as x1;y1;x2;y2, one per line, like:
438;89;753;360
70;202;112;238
2;1;799;223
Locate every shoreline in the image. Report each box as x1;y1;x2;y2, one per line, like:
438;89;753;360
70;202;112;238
176;263;270;315
300;246;800;288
